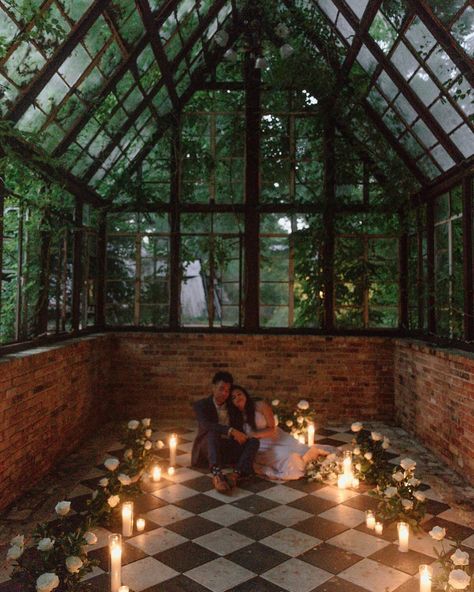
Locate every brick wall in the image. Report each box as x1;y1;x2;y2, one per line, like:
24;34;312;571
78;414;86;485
0;335;111;511
394;339;474;485
108;333;395;423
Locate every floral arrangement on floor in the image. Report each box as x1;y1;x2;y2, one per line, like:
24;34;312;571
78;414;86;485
272;398;316;439
5;417;157;592
429;526;472;591
350;422;391;485
370;457;427;528
306;453;340;484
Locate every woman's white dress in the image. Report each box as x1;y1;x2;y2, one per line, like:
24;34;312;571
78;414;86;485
244;410;314;480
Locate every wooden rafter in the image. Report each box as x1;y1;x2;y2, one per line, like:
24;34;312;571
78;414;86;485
404;0;474;89
7;0;113;124
135;0;180;111
333;0;465;164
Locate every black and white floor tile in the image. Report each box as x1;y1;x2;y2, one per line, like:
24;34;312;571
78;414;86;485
2;425;473;592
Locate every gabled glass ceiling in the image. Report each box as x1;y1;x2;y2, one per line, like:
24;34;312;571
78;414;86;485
0;0;472;203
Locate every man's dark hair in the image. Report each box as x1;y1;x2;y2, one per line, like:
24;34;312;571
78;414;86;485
212;371;233;385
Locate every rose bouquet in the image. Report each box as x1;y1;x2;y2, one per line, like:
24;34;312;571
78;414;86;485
429;526;472;591
370;458;426;528
6;502;98;592
277;399;316;439
306;452;340;484
350;423;390;484
121;418;156;478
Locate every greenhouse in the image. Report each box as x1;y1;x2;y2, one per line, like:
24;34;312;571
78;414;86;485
0;0;473;590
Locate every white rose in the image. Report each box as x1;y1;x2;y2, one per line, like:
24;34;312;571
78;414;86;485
36;573;60;592
10;535;24;547
448;569;471;590
408;477;420;487
297;416;304;424
382;439;390;449
286;420;293;427
99;477;109;487
84;531;97;545
326;453;337;462
128;420;140;430
38;538;54;552
272;399;280;406
355;463;362;471
297;400;309;410
118;473;131;486
124;449;133;461
65;556;83;574
156;440;165;449
401;499;413;510
400;458;416;471
451;549;470;566
429;526;446;541
144;440;152;450
414;491;426;502
384;486;397;498
353;447;361;456
107;495;120;508
7;545;24;560
364;452;373;460
55;501;71;516
145;429;152;438
393;471;404;482
371;432;383;441
104;457;120;471
275;23;289;38
351;422;363;432
142;418;151;427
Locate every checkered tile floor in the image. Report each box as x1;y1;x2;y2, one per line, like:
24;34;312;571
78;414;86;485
2;425;474;592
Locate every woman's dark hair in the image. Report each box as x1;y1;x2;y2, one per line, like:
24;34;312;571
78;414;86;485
231;385;257;431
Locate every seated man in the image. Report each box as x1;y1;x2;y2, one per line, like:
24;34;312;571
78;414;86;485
191;371;259;492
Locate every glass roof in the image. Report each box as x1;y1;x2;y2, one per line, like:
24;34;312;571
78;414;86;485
0;0;472;203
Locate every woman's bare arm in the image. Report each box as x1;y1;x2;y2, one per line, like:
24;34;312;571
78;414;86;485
247;401;277;439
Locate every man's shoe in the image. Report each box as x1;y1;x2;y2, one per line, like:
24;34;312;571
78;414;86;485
226;471;240;488
212;472;231;493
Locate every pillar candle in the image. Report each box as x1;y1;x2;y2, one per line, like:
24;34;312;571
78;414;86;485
419;565;432;592
136;518;145;532
337;474;348;489
109;534;122;592
375;522;383;535
307;423;315;446
152;465;161;482
169;434;177;467
167;466;175;476
397;521;409;552
118;587;129;592
342;451;353;478
121;502;133;537
365;510;376;529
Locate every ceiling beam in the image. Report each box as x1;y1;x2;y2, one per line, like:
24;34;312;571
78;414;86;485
135;0;180;111
3;134;105;207
333;0;465;164
7;0;112;124
404;0;474;89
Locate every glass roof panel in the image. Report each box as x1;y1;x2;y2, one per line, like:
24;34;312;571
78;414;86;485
59;44;92;86
35;72;69;112
390;42;419;80
412;118;437;148
84;15;111;54
5;41;46;86
0;7;19;46
404;17;436;59
429;98;463;133
0;73;19;114
356;44;378;74
425;0;466;24
417;154;440;179
409;67;440;106
369;11;397;54
430;144;455;171
17;104;47;132
451;6;474;56
345;0;368;20
393;93;418;124
450;125;474;158
376;71;399;100
425;46;459;87
62;0;94;23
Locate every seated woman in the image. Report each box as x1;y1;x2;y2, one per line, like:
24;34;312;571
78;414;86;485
230;385;337;481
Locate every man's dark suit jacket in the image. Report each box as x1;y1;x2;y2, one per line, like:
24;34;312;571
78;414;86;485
191;395;244;467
